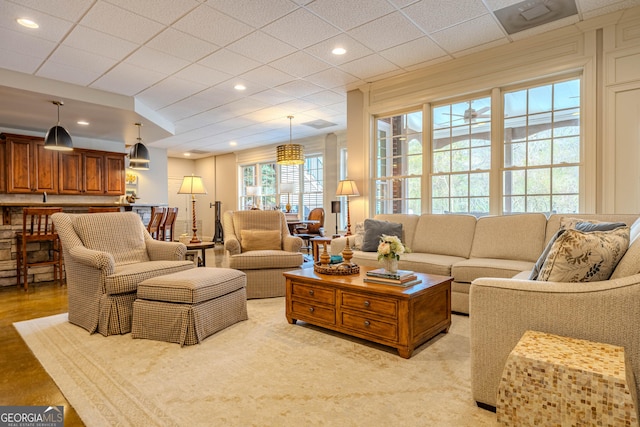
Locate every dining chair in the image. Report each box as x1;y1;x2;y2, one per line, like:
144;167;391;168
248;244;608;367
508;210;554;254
15;207;64;291
295;207;325;256
147;207;166;240
159;207;178;241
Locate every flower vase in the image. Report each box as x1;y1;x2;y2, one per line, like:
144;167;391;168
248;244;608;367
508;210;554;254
383;257;398;274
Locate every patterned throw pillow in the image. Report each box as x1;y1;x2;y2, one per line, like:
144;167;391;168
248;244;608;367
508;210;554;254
537;227;630;282
352;221;365;250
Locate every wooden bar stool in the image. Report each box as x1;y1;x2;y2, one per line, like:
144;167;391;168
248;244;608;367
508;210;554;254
15;207;64;291
147;207;166;239
159;207;178;241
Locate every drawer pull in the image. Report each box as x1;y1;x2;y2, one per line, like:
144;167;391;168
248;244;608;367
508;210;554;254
309;307;315;313
364;301;370;307
309;289;314;296
364;320;370;327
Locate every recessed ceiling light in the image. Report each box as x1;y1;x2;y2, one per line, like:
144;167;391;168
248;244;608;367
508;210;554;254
77;120;89;126
230;141;237;146
234;84;246;91
332;47;346;55
17;18;38;29
183;152;191;157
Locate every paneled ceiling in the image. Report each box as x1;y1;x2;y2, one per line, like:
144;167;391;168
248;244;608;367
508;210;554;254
0;0;638;158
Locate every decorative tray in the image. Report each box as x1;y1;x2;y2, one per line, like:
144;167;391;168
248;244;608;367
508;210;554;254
314;262;360;276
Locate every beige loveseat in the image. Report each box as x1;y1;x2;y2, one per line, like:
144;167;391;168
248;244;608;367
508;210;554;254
331;213;639;314
52;212;195;336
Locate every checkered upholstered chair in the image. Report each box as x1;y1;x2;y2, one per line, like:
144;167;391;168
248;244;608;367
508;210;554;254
52;212;195;336
222;210;304;298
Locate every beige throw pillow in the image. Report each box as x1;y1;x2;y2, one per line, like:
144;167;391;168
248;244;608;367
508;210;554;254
538;227;629;282
240;230;281;252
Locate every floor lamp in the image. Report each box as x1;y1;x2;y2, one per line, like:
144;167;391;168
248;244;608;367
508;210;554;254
336;180;359;236
331;200;341;236
178;174;208;243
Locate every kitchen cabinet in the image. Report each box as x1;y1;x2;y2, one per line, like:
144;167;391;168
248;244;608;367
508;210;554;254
3;133;58;194
59;149;125;195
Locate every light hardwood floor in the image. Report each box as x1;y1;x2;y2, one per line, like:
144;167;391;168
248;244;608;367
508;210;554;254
0;246;224;426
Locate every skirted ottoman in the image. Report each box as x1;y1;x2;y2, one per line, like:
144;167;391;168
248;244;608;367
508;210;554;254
132;267;248;346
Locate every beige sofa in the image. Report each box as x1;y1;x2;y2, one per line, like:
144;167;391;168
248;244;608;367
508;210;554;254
331;213;639;314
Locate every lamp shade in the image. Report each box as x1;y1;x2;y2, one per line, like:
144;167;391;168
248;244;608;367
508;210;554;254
246;185;262;197
129;142;150;163
276;144;304;165
129;160;149;170
44;125;73;151
178;175;208;195
331;200;341;214
280;183;295;193
336;180;360;197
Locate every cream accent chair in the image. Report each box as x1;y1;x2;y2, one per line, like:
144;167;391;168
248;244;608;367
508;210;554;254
52;212;195;336
222;210;304;298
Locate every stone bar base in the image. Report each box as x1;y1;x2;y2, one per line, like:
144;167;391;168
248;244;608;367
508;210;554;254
497;330;639;427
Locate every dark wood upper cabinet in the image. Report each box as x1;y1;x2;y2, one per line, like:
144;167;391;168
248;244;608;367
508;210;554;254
4;133;58;194
2;133;125;196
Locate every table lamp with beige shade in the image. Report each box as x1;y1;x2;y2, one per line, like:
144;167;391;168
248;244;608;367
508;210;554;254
246;185;262;209
280;183;295;212
178;174;208;244
336;179;359;236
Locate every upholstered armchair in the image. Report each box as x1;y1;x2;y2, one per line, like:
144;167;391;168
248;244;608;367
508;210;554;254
222;210;304;298
52;212;195;336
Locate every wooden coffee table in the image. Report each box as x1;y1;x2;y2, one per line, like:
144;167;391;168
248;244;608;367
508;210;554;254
284;266;452;358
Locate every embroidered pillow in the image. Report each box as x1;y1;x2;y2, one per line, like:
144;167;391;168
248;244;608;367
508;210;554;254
529;220;627;280
361;219;403;252
537;227;630;282
240;230;281;252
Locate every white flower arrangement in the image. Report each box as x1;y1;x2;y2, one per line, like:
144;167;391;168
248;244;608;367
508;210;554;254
377;234;409;261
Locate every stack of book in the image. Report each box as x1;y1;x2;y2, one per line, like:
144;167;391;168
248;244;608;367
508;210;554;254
363;268;422;287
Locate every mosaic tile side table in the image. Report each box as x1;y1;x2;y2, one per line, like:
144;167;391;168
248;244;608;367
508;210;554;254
497;330;639;427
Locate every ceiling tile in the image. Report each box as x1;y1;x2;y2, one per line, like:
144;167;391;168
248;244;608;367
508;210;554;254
173;4;254;47
269;51;331;78
226;30;297;63
403;0;491;33
239;65;295;88
173;63;233;86
304;34;374;66
64;25;138;61
262;8;341;49
6;0;93;21
0;26;56;60
430;14;507;53
304;67;363;90
306;0;395;31
580;0;640;17
509;15;580;40
348;11;424;51
80;2;165;44
146;28;219;62
198;48;261;75
37;60;103;86
0;45;46;74
302;90;345;106
250;89;297;106
125;46;190;75
40;44;117;76
208;0;297;27
274;79;324;97
0;1;75;42
137;76;207;110
379;36;447;67
104;0;201;25
339;54;400;80
91;61;167;96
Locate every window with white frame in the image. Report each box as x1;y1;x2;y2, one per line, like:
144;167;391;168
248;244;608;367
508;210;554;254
503;78;580;214
374;111;423;214
278;155;323;218
240;162;276;210
432;96;491;215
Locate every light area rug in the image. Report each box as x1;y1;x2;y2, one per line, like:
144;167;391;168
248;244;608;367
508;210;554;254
15;297;498;427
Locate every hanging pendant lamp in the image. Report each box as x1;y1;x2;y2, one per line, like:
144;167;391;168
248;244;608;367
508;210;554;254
129;122;150;164
276;115;304;165
44;101;73;151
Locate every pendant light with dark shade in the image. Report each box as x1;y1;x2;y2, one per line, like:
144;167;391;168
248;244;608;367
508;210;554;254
44;101;73;151
129;122;150;164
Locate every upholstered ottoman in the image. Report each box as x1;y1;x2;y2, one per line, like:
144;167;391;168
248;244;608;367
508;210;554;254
132;268;248;346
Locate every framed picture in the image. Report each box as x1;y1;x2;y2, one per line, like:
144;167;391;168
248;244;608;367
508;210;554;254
125;173;138;185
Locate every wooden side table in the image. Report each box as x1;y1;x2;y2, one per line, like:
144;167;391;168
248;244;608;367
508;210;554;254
497;330;639;427
310;236;332;262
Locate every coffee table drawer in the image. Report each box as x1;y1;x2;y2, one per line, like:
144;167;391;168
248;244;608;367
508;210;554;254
291;283;335;304
341;292;397;318
291;300;335;325
341;312;397;341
